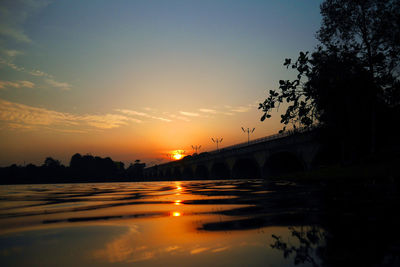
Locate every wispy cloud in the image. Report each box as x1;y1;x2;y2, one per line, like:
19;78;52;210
7;122;35;130
82;114;141;129
116;109;147;117
0;1;71;91
180;111;199;117
29;69;50;77
0;58;25;72
190;247;209;255
0;24;31;43
0;98;142;131
195;104;255;116
50;128;88;134
0;100;258;132
0;57;72;90
199;108;217;114
212;246;230;253
154;117;172;122
0;80;34;89
116;109;171;122
44;78;71;90
164;246;180;252
167;114;190;122
230;106;252;113
0;98;78;126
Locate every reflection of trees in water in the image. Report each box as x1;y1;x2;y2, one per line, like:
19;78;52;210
271;226;326;267
271;212;400;267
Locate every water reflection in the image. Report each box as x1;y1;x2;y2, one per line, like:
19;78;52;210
91;226;157;264
267;180;400;267
0;179;399;266
175;182;183;191
171;211;181;217
0;180;298;266
271;226;326;267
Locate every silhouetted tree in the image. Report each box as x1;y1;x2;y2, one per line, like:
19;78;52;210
259;0;400;159
126;160;145;179
41;157;66;182
0;153;132;184
318;0;400;153
43;157;61;168
68;153;126;181
70;153;83;169
318;0;400;92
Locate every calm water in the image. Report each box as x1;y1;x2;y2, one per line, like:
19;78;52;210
0;180;322;267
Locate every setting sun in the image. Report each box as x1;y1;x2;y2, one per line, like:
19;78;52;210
173;153;183;160
171;150;185;160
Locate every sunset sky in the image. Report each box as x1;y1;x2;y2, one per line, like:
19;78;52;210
0;0;322;167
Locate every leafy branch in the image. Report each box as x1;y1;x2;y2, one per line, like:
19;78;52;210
259;52;319;133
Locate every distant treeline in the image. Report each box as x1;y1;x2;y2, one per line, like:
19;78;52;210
0;153;145;184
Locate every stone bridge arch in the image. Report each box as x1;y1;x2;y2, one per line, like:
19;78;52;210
194;164;209;179
172;166;182;179
164;167;172;179
182;165;194;179
210;161;230;179
232;157;261;179
263;151;305;178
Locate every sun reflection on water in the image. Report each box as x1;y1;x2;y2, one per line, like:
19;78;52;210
175;182;182;191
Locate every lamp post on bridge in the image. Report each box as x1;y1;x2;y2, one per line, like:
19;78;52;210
241;127;255;145
211;138;223;151
191;145;201;155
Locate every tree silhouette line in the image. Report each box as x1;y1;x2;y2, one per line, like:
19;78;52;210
259;0;400;164
0;154;145;184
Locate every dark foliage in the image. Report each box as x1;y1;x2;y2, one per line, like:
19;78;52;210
271;226;325;267
126;160;146;179
0;154;145;184
259;0;400;162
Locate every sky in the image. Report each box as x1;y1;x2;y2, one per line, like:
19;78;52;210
0;0;322;167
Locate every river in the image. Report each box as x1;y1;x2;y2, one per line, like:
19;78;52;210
0;180;326;267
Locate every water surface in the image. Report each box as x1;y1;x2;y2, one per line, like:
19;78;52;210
0;180;321;266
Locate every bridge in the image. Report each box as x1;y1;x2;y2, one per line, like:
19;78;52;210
143;128;322;180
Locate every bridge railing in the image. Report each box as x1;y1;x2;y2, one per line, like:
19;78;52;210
149;126;318;167
207;126;316;155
